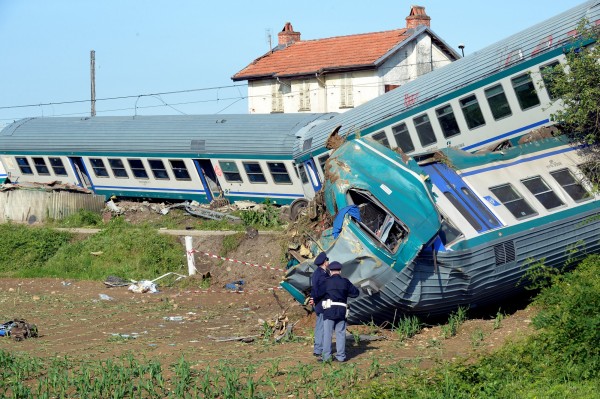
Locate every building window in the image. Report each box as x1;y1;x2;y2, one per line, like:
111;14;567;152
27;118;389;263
219;161;243;183
49;157;68;176
267;162;292;184
271;81;284;113
299;80;311;111
149;159;170;180
90;158;109;178
169;160;191;180
32;157;50;175
550;168;592;202
490;183;537;219
485;84;512;120
392;123;415;153
372;131;390;148
435;105;460;138
108;159;128;178
459;95;485;129
540;61;563;100
340;73;354;108
243;162;266;183
521;175;564;210
511;73;540;110
16;157;33;174
127;159;149;179
413;114;437;147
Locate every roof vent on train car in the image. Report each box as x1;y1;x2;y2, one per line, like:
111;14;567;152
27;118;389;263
191;140;206;152
494;241;516;265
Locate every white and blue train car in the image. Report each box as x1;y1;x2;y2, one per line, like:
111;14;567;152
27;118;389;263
293;0;600;200
0;113;335;205
281;135;600;323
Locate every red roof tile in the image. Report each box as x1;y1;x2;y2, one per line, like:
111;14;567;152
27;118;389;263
232;29;410;81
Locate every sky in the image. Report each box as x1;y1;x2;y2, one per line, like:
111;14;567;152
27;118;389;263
0;0;583;128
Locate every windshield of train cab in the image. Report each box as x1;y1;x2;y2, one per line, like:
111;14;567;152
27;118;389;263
346;188;408;253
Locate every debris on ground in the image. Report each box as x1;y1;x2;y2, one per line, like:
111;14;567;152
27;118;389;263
104;275;130;288
0;319;39;341
224;280;245;291
207;334;258;343
160;201;240;222
98;293;114;301
128;280;158;293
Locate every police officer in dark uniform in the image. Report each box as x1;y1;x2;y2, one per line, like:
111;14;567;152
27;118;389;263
308;251;329;358
319;261;359;362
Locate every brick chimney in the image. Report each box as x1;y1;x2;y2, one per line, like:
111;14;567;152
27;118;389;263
406;5;430;29
278;22;301;46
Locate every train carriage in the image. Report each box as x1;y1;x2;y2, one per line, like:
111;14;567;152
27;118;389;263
0;113;335;205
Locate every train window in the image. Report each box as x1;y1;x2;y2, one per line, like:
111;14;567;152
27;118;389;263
372;131;390;148
48;157;68;176
435;105;460;138
347;188;408;253
540;61;563;100
521;176;564;210
298;163;309;184
511;73;541;110
169;160;191;180
302;138;313;151
127;159;149;179
439;215;463;246
15;157;33;175
485;84;512;120
413;114;437;146
550;168;592;202
108;159;128;178
490;183;537;219
267;162;292;184
459;95;486;129
318;154;330;175
392;123;415;153
89;158;109;178
243;162;267;183
148;159;170;180
219;161;243;183
32;157;50;175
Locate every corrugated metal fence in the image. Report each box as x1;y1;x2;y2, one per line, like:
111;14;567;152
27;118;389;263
0;190;105;223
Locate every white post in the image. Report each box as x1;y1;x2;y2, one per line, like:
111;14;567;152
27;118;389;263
185;236;196;276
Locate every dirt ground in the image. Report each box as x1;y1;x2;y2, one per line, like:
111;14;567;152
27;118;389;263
0;204;539;386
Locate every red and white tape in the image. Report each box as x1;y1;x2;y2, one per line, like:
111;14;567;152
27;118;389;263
190;249;287;273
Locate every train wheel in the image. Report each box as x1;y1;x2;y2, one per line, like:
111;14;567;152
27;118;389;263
290;199;309;221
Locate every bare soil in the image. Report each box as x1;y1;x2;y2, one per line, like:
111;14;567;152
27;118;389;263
0;205;539;386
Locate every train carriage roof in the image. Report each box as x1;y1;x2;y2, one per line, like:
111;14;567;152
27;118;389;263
293;0;600;162
0;113;336;158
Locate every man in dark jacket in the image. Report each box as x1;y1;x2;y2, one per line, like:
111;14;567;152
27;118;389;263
320;261;359;362
308;251;329;358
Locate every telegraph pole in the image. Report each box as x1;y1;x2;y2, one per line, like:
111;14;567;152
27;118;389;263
90;50;96;117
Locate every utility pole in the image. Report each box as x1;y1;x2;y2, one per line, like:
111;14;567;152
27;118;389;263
90;50;96;117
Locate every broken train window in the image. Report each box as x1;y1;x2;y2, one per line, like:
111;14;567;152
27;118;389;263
347;188;408;252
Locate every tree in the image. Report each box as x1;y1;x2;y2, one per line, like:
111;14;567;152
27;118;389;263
545;20;600;185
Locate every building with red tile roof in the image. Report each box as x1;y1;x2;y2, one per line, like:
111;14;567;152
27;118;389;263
232;6;459;114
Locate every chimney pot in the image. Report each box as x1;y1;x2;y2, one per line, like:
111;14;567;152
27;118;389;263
406;5;431;30
278;22;301;46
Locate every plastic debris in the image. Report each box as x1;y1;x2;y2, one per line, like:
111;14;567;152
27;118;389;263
99;294;114;301
163;316;184;322
128;280;158;293
224;280;245;291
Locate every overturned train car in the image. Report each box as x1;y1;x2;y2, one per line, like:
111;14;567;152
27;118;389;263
281;136;600;323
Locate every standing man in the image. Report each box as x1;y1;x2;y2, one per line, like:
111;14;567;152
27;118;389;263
309;251;329;358
320;261;359;362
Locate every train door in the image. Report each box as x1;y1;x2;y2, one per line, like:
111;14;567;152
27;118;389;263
193;159;222;202
68;157;93;190
304;159;322;192
422;162;502;233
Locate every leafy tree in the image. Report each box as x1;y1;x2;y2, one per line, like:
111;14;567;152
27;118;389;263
545;20;600;184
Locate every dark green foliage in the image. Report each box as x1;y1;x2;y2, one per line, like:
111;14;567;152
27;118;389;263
54;209;102;227
239;199;282;228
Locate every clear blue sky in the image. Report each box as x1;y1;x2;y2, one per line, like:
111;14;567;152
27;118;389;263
0;0;581;127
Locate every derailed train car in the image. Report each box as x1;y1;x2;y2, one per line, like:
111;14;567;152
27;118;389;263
281;136;600;323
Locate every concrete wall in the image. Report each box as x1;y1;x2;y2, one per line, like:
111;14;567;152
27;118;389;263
0;190;105;224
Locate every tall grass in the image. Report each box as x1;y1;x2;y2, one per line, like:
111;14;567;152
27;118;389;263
0;219;185;280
